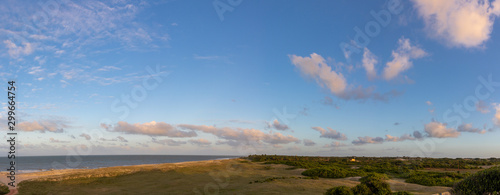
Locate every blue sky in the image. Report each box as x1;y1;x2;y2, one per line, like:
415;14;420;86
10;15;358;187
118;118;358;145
1;0;500;157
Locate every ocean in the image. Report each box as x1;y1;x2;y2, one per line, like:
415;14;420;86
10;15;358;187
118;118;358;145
2;155;241;173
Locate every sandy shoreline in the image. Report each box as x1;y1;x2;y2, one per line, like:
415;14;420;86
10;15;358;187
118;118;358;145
0;158;239;189
3;158;454;195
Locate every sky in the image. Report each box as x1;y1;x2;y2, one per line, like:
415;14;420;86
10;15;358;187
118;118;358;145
1;0;500;158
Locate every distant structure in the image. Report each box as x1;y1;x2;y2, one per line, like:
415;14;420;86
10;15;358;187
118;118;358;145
350;158;356;162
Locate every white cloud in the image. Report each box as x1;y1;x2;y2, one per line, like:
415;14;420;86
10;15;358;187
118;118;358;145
97;66;122;71
105;121;197;137
289;53;402;101
55;50;65;55
60;80;70;88
178;124;300;146
49;138;70;143
42;1;156;48
80;133;91;140
29;34;50;40
269;119;289;131
215;140;240;147
151;138;186;146
60;68;84;80
0;0;168;68
312;127;348;140
383;37;427;80
457;123;486;134
352;136;384;145
476;100;490;113
412;0;500;47
3;40;34;58
494;103;500;127
385;134;399;142
34;56;47;65
188;138;212;147
424;121;460;138
362;48;378;80
303;139;316;146
413;130;424;139
116;136;128;142
289;53;346;95
28;66;44;75
56;64;168;86
385;134;415;142
323;141;347;148
18;119;69;133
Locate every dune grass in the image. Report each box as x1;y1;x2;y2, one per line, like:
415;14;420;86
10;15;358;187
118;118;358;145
17;158;450;195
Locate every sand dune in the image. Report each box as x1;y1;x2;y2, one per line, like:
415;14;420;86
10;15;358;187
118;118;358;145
1;159;451;194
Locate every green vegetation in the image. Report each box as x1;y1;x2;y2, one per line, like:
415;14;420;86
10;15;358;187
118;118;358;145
405;171;468;187
248;155;500;171
16;159;366;195
250;176;287;183
324;186;353;195
302;167;363;178
0;183;9;195
357;173;392;195
248;155;500;191
352;183;371;194
17;156;499;194
324;173;409;195
451;166;500;195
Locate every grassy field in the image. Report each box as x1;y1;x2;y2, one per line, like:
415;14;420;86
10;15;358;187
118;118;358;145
16;158;452;195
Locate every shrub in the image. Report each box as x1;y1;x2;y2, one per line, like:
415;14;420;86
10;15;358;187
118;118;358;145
302;167;348;178
263;166;273;170
352;183;371;195
406;171;467;187
359;173;392;195
359;172;389;183
324;186;354;195
451;166;500;195
0;184;9;195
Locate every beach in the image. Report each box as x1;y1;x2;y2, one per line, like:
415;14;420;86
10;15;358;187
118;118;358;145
0;158;451;195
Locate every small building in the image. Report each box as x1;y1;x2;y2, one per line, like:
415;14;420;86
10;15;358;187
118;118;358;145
350;158;356;162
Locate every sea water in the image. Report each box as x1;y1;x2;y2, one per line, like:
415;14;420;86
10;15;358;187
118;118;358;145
1;155;241;173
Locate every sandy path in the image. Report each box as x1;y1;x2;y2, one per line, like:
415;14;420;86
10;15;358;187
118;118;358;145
5;189;17;195
388;178;451;195
0;173;48;195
